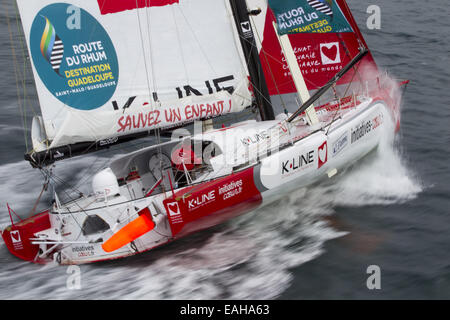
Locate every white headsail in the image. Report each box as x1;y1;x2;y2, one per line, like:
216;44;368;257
16;0;253;153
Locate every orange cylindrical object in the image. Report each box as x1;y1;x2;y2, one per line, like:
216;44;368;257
102;213;155;253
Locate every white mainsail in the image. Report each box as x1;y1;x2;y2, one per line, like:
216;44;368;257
16;0;253;152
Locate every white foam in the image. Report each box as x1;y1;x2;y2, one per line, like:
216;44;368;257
326;123;422;207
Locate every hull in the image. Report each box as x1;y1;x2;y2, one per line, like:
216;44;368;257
1;92;400;264
1;210;50;263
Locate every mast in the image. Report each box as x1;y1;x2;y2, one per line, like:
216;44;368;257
229;0;275;121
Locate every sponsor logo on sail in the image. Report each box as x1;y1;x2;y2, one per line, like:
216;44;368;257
320;42;341;65
30;3;119;110
240;21;253;38
270;0;354;34
332;132;349;157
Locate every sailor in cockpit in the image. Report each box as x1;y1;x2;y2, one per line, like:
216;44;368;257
170;140;217;188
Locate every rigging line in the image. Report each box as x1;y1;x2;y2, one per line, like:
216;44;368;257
229;10;257;105
14;1;37;117
143;2;163;164
171;5;190;86
237;31;322;90
229;90;253;104
71;163;120;204
337;32;365;87
72;134;168;191
30;182;48;214
234;29;269;118
339;1;368;86
135;0;154;113
286;48;369;123
60;203;88;236
116;135;169;152
40;164;92;203
40;169;90;226
4;1;28;151
144;1;158;104
176;5;217;75
247;77;274;109
325;61;359;136
227;0;257;98
12;4;28;127
51;184;91;229
143;3;163;175
48;170;85;198
250;15;288;113
73;156;111;191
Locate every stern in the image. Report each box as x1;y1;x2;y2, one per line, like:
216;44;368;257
1;208;51;263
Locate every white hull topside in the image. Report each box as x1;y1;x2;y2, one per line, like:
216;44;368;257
2;96;398;265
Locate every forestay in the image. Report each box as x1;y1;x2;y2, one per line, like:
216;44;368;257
16;0;252;152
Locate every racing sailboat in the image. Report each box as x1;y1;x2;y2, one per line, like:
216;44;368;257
1;0;407;264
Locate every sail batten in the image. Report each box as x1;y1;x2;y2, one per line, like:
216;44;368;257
16;0;254;157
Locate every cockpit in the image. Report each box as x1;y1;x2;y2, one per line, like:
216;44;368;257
106;138;222;200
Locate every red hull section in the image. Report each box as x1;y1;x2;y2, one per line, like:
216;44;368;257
97;0;179;15
164;167;262;237
1;210;50;263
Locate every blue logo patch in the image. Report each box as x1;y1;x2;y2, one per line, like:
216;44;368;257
30;3;119;111
332;132;349;157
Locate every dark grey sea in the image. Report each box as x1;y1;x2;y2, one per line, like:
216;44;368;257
0;0;448;299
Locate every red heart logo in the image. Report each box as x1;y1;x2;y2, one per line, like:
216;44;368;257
321;45;338;62
10;231;20;242
318;141;328;169
168;203;179;214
